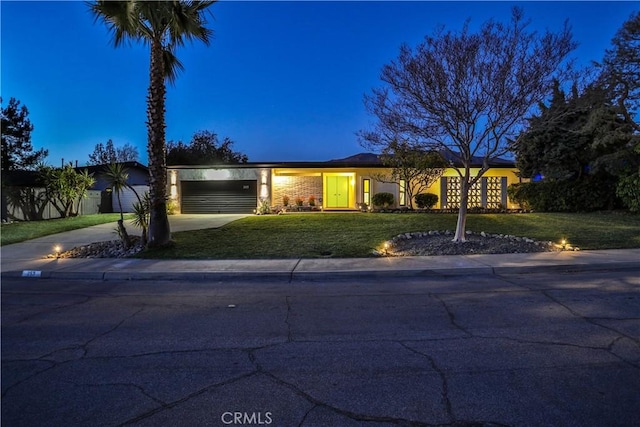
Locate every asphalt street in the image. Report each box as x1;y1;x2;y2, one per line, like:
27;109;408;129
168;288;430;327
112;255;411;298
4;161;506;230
2;270;639;427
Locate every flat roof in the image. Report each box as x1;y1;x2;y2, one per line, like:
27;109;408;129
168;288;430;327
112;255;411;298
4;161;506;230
168;160;516;169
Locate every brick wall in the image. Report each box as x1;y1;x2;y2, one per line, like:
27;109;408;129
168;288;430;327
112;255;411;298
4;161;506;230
272;176;323;206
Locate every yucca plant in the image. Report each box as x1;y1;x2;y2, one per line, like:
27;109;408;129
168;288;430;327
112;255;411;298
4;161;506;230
103;163;132;248
132;192;151;245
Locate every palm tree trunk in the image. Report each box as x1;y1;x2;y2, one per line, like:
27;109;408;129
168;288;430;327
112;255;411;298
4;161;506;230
146;38;171;248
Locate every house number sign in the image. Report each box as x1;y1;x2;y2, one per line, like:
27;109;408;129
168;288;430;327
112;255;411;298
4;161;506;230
21;270;42;277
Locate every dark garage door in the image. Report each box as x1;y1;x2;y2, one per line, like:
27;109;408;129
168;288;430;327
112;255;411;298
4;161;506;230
181;180;257;214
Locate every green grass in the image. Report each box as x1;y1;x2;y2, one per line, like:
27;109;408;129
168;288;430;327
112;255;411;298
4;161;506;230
1;214;133;246
141;211;640;259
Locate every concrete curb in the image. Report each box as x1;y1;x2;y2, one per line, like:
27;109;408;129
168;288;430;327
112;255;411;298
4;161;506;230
3;261;639;282
103;271;294;282
490;262;640;275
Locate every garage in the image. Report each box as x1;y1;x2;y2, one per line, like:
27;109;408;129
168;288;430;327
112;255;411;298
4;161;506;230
180;180;257;214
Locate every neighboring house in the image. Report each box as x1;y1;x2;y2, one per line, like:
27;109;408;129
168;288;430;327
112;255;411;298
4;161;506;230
167;153;523;214
1;169;101;221
78;162;149;213
1;162;150;220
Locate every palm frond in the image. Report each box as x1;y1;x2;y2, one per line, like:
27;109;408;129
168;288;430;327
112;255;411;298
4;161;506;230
167;1;215;48
89;0;215;81
102;163;130;194
88;0;139;47
163;47;185;85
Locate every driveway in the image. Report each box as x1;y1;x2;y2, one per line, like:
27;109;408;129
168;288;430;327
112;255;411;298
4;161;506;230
0;214;248;264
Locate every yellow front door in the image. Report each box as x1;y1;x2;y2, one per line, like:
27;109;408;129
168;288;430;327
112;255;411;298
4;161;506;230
324;174;353;208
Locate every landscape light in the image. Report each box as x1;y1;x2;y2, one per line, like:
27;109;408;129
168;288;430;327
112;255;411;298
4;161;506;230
383;241;390;255
561;239;567;250
54;245;62;258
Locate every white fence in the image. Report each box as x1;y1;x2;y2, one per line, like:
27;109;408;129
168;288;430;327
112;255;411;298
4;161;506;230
5;189;102;221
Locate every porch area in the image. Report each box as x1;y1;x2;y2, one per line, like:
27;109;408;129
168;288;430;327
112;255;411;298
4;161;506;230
270;169;357;210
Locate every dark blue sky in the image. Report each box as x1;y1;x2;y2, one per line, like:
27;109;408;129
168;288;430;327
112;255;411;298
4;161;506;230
2;1;638;166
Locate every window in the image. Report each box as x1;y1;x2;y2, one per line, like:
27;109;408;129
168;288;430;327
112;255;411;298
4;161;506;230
399;179;406;206
363;179;370;205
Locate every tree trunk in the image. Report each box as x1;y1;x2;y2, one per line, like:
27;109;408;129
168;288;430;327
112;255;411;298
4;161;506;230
116;191;124;223
115;191;131;248
141;227;148;246
146;39;171;248
452;173;471;242
117;219;131;249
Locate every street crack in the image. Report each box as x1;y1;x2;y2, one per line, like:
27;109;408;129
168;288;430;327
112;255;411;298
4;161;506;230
431;294;473;337
119;371;259;425
399;341;455;424
248;348;435;426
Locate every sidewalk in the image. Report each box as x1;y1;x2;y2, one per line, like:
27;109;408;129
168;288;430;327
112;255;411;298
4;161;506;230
2;216;639;281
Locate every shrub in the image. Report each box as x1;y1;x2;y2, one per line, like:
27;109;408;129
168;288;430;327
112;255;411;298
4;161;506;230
507;183;532;210
372;192;394;208
282;195;290;206
308;195;316;206
256;199;271;215
414;193;438;209
616;173;640;212
166;198;179;215
508;178;617;212
295;196;304;207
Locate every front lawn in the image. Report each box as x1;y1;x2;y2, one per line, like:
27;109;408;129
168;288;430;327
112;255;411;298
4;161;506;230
141;211;640;259
1;214;133;246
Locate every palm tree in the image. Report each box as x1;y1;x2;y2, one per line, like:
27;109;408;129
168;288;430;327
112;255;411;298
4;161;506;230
89;0;215;247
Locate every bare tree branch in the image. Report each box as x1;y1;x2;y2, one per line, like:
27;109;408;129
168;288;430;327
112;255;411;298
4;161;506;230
358;7;575;241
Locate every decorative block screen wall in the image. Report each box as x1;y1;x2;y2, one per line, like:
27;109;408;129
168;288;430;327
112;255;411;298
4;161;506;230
441;176;507;209
444;177;482;208
272;176;323;206
485;177;503;209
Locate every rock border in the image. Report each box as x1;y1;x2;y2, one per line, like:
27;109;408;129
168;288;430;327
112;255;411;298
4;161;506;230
47;237;145;259
374;230;578;256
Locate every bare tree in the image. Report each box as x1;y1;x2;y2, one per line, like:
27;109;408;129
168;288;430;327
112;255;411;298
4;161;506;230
116;143;140;163
88;140;139;165
359;8;575;241
371;141;446;209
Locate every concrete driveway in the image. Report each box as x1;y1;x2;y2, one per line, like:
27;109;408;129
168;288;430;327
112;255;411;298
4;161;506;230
0;214;248;263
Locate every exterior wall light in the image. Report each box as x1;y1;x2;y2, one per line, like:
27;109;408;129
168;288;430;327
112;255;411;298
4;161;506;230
260;170;269;201
170;171;178;200
260;185;269;200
